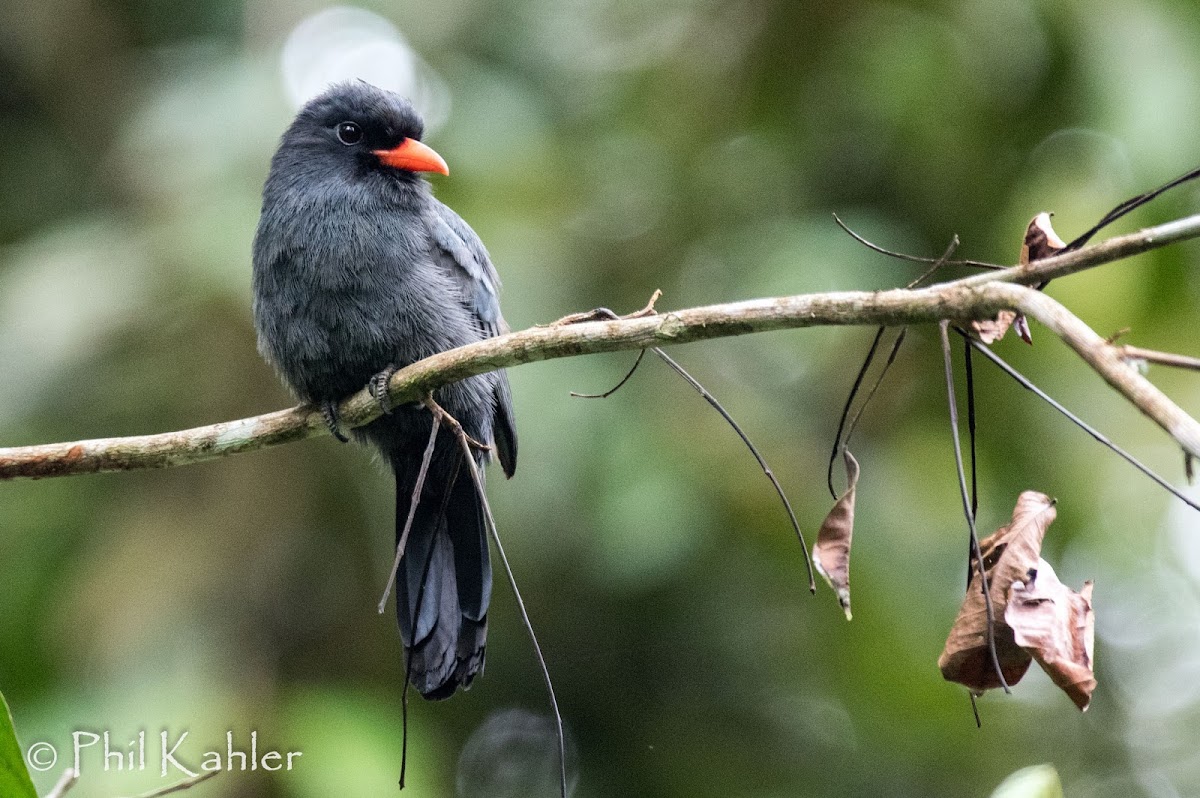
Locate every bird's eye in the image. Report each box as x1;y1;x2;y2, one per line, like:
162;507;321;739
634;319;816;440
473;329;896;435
336;121;363;145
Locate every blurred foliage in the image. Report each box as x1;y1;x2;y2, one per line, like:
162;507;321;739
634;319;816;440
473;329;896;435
1;0;1199;796
990;765;1064;798
0;691;38;798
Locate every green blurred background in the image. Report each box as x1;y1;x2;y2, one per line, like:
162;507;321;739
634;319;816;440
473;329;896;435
2;0;1199;795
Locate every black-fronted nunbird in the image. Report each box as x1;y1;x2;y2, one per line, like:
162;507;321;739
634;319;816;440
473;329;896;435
252;81;517;699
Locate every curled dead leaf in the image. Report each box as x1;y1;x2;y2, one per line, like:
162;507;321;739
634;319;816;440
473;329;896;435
939;491;1095;710
937;491;1057;693
1020;212;1068;265
970;310;1018;346
966;213;1065;344
1007;565;1096;711
1013;314;1033;346
813;449;858;620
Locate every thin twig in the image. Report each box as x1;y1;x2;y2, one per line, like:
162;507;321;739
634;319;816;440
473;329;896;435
378;413;441;613
570;292;659;398
828;327;886;499
45;768;77;798
833;214;1002;271
907;235;963;288
825;232;959;497
630;289;664;318
549;290;662;328
964;338;978;520
843;329;907;447
557;303;816;590
1064;165;1200;253
1117;345;1200;372
831;233;957;473
652;347;817;592
425;397;569;798
570;349;648;399
939;321;1010;695
117;770;219;798
959;331;1200;512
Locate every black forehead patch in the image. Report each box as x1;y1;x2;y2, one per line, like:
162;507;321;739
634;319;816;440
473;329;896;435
300;81;426;140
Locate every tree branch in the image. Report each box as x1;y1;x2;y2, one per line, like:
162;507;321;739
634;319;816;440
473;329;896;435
1008;286;1200;458
3;215;1199;481
955;212;1200;288
1116;345;1200;372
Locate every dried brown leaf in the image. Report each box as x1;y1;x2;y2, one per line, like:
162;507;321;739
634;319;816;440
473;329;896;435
813;449;858;620
969;310;1018;345
1007;564;1096;711
966;213;1065;344
1013;314;1034;346
1014;212;1065;345
1020;212;1067;264
938;491;1058;693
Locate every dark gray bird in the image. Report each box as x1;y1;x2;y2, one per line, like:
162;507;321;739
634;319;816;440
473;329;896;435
252;81;517;699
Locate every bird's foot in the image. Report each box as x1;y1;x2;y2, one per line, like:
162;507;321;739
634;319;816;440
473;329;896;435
320;400;350;443
368;365;400;414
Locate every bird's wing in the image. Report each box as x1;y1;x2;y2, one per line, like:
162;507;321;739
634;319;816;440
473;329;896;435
427;200;504;336
426;200;518;477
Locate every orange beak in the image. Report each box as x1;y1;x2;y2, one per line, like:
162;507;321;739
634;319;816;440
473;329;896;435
372;138;449;175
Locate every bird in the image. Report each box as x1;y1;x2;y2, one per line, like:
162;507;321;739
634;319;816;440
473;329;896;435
252;81;517;700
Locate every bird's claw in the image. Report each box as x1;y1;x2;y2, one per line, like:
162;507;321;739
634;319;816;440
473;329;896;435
321;400;350;443
369;365;399;414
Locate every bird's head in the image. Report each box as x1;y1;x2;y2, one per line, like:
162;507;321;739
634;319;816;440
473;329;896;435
278;81;449;181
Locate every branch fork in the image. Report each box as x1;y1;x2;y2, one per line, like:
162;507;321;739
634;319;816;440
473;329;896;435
2;216;1199;480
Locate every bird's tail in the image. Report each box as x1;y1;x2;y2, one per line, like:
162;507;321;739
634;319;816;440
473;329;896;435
393;449;492;700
